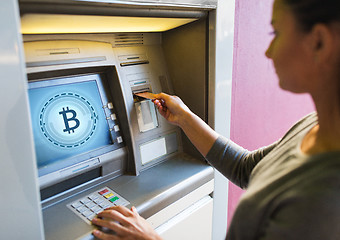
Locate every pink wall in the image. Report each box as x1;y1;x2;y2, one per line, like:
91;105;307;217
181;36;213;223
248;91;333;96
228;0;315;225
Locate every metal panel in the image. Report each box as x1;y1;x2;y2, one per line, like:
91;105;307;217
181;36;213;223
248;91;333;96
156;196;213;240
20;0;217;10
91;0;217;9
42;156;214;240
208;0;236;239
19;0;212;18
0;0;44;239
148;180;214;229
162;18;207;160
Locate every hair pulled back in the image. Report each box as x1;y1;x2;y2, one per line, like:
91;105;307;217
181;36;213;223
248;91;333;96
283;0;340;31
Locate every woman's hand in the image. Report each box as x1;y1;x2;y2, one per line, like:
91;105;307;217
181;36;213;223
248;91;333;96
92;206;162;240
152;92;192;127
153;92;219;156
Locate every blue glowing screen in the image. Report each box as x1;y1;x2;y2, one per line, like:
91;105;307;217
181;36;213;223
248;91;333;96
29;80;112;175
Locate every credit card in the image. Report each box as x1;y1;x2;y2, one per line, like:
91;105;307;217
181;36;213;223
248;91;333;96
134;92;156;100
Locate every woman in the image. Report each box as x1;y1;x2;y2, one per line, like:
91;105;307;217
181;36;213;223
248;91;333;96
92;0;340;239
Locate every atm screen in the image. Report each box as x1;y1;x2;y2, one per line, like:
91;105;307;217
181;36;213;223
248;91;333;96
28;77;112;177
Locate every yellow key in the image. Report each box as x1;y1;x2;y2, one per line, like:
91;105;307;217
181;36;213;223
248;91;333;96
104;193;114;199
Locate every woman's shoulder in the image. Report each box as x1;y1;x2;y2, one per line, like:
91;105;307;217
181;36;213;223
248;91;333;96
287;112;317;133
277;112;317;144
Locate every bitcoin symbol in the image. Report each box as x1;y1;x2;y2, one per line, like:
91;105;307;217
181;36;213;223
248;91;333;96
59;107;80;134
40;92;97;148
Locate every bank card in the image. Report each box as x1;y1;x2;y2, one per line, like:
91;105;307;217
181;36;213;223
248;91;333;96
134;92;156;100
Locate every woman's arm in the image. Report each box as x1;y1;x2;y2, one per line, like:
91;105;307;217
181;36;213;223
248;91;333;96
153;93;219;157
153;93;278;188
206;136;278;188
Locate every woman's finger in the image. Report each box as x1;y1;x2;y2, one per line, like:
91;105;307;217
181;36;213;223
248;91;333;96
131;206;139;215
92;217;127;236
92;229;118;240
104;205;133;217
93;205;162;240
153;99;166;111
96;208;132;227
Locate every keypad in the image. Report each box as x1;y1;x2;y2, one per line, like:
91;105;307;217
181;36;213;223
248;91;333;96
67;187;130;224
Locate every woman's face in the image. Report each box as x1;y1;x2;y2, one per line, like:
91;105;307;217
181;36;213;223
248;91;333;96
266;0;315;93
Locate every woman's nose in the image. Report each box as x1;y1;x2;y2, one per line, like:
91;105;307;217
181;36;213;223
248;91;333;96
265;41;273;59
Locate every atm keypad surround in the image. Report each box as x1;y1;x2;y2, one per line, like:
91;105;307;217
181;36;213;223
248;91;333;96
67;187;130;224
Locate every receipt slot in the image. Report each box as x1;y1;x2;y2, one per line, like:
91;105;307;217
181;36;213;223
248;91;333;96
135;99;159;132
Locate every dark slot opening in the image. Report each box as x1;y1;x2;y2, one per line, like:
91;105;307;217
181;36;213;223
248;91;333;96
40;167;101;201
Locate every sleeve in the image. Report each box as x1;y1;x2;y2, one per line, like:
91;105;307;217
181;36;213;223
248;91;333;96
205;136;278;189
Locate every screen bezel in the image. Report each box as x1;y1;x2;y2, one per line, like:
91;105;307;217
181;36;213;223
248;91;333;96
27;67;123;188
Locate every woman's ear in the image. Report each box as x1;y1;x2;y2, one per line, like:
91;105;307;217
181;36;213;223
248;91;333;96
309;23;336;64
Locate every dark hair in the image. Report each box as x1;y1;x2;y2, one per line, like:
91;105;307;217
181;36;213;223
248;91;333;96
283;0;340;32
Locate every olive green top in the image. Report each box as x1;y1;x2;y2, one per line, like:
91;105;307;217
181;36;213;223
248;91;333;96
206;113;340;240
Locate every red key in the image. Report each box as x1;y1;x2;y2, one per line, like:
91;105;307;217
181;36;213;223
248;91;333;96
99;189;109;195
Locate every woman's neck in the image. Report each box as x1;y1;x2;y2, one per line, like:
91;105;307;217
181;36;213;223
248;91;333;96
301;94;340;155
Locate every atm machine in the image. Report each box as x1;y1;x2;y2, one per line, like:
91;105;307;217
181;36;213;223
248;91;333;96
0;0;234;239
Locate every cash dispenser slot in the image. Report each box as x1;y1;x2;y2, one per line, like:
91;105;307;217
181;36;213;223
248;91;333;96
119;53;149;67
120;60;149;67
132;85;152;95
26;56;107;68
133;87;151;94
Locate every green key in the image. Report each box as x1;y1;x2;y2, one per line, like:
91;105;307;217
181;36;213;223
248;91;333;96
109;196;119;203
